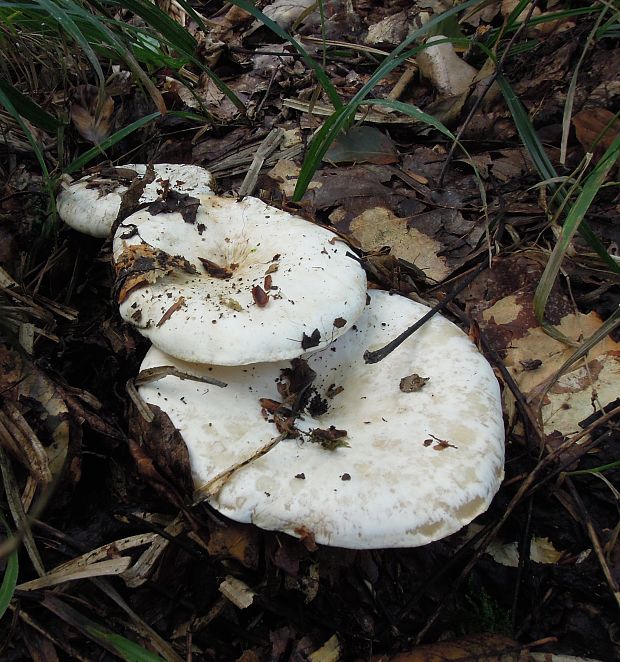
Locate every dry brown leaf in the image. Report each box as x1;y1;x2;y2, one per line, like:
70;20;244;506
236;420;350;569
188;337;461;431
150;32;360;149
372;634;519;661
114;243;197;304
325;126;398;165
129;400;194;498
0;344;71;483
472;260;620;439
206;522;260;569
334;206;450;282
70;85;114;143
573;107;620;156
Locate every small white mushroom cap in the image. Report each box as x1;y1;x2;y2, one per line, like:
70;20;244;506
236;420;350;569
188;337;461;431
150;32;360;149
113;195;367;365
57;164;215;237
138;290;505;549
417;35;478;97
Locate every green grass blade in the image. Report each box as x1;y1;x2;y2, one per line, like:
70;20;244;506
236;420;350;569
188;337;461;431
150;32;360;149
0;516;19;621
498;74;620;276
112;0;197;55
534;130;620;337
100;0;244;111
34;0;106;89
569;459;620;476
560;7;608;163
41;594;167;661
292;0;482;200
0;81;49;175
359;98;456;139
228;0;342;109
0;79;60;132
64;111;161;173
68;0;166;112
497;74;555;181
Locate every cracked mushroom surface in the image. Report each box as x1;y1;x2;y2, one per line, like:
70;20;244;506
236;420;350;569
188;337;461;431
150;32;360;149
137;290;505;549
57;163;215;237
113;195;367;365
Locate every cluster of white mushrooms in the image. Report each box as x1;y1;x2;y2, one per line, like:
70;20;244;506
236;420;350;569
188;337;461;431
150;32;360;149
58;164;505;549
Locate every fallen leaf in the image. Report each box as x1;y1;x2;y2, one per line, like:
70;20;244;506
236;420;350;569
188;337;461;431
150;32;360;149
301;328;321;350
325;126;398;165
207;522;259;569
371;634;518;661
336;206;451;282
114;243;197;304
399;373;429;392
70;84;114;143
573;107;620;157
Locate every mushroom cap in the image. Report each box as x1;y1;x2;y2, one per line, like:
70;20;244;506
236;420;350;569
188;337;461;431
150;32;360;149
138;290;505;549
57;164;215;237
113;195;367;365
417;35;478;97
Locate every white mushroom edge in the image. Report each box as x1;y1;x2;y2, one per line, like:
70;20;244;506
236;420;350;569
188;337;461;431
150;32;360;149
57;163;215;238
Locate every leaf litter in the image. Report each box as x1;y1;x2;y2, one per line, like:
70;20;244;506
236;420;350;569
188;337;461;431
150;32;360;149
1;0;619;660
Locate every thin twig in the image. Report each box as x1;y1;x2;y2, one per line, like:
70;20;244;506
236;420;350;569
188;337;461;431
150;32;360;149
363;262;486;364
566;477;620;608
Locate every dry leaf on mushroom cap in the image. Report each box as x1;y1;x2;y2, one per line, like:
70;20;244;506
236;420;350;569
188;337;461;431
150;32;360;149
137;290;505;549
57;163;215;238
113;195;367;365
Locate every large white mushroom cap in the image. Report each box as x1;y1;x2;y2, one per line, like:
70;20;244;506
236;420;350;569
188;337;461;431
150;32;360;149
57;164;215;237
113;195;367;365
138;290;505;549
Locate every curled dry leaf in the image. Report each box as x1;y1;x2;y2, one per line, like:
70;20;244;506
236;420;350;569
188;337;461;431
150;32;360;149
0;344;72;484
70;84;114;143
114;243;197;304
573;107;620;156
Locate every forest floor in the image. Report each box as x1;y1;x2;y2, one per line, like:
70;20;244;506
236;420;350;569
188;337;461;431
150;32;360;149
1;1;619;660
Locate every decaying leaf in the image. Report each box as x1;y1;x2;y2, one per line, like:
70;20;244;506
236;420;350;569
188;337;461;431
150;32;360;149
471;256;620;439
399;373;429;392
114;243;197;304
332;206;451;282
573;107;620;156
301;328;321;350
207;522;259;569
70;84;114;143
325;126;398;165
309;426;350;451
0;344;72;484
148;191;201;224
128;400;194;499
371;634;518;661
199;257;234;279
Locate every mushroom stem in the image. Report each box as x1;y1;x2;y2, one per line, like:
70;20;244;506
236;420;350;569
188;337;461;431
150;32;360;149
364;263;486;364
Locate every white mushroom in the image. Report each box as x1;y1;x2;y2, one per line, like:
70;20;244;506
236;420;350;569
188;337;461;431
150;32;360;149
137;290;505;549
57;164;215;237
113;195;368;365
417;35;478;97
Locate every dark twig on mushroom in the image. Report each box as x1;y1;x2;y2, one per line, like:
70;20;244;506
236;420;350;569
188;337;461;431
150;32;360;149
364;263;486;364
